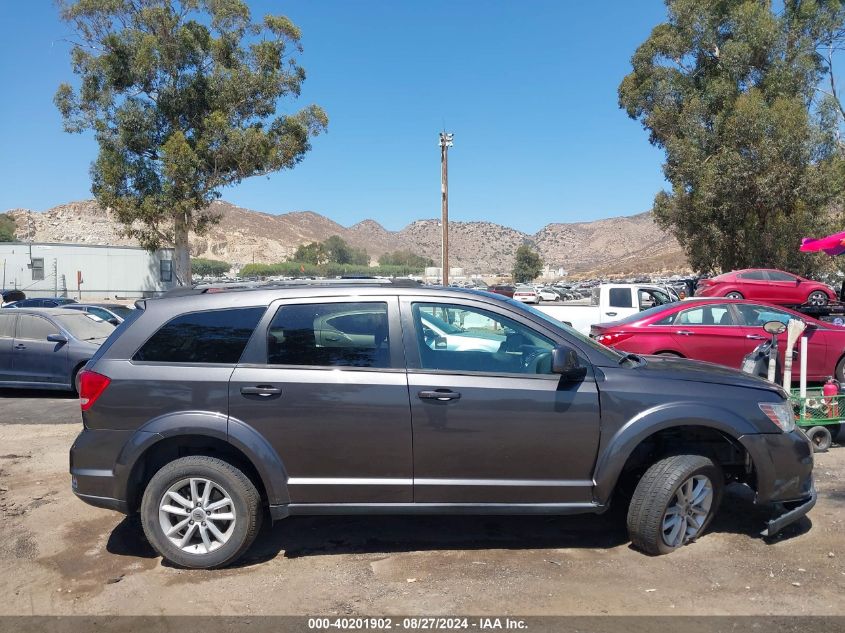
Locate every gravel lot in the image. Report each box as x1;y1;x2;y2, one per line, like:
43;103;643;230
0;391;843;616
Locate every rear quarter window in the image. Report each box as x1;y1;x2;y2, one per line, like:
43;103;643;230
133;307;266;364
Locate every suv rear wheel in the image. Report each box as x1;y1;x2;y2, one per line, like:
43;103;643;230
627;454;723;555
140;456;262;569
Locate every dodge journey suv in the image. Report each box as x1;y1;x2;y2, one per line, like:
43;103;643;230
70;280;816;568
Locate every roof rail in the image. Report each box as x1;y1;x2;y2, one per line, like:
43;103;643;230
162;277;422;297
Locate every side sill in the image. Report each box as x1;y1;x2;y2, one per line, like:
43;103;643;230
277;502;602;518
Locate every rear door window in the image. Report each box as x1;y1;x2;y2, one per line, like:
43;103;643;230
738;271;766;280
0;313;16;338
134;307;265;363
16;314;58;340
608;288;633;308
266;302;391;368
676;305;734;326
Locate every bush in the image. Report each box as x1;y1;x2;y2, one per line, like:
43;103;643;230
240;261;424;278
192;258;231;277
0;214;16;242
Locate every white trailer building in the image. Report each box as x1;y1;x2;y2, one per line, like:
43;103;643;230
0;242;175;300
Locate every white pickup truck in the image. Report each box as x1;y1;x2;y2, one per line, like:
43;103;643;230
534;284;678;334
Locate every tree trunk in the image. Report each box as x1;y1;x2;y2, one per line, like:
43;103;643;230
173;212;192;286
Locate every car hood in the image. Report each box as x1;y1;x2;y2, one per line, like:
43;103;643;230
632;354;785;395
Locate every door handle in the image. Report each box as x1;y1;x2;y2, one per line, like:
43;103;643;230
240;385;281;397
418;389;461;401
746;334;766;340
675;330;693;336
605;312;617;317
13;344;26;350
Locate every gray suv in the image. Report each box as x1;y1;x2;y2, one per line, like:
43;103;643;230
70;281;816;568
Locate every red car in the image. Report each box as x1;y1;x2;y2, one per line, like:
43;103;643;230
696;269;835;306
591;298;845;382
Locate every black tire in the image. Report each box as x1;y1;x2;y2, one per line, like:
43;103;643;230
725;291;744;299
70;363;86;396
627;454;723;555
835;355;845;384
807;291;829;307
655;351;683;358
804;426;832;453
140;455;262;569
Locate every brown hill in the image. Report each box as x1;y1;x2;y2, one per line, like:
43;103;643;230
5;200;689;276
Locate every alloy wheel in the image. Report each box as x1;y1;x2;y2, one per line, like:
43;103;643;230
661;474;714;548
159;477;237;555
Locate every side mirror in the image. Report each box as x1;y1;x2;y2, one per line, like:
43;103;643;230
47;333;68;344
763;320;787;335
552;345;586;380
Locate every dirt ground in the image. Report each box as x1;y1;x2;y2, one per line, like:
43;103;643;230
0;392;844;616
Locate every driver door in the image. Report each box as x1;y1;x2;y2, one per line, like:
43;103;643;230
400;297;601;505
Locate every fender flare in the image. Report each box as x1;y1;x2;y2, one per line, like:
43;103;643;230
592;402;755;505
113;411;289;507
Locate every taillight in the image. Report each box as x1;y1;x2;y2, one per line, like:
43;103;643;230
78;370;111;411
597;332;634;347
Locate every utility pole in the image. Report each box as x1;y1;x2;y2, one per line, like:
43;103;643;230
439;131;453;286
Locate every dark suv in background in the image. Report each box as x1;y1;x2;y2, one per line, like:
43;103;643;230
70;280;815;568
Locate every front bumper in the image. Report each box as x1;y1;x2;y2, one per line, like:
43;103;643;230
738;429;816;536
761;483;817;537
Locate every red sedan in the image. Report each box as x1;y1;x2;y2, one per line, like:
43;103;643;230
696;269;835;306
591;298;845;382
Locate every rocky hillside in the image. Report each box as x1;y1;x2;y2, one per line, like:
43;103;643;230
5;200;689;276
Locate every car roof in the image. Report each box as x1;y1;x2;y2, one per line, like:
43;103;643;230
144;283;514;314
3;307;86;316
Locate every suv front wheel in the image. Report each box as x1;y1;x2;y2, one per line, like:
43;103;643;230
140;456;262;568
626;454;723;555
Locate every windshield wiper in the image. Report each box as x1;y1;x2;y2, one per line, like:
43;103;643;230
618;352;643;366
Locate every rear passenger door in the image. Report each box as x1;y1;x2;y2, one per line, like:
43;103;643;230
669;303;747;367
13;314;66;384
230;297;412;505
0;312;16;381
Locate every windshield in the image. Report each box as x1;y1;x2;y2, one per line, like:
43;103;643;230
54;313;115;341
503;298;624;361
610;303;677;326
102;305;133;318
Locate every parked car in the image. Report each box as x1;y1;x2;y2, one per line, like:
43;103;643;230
537;287;560;302
537;283;677;334
0;308;115;392
696;269;835;306
62;303;132;325
513;286;540;304
591;298;845;382
4;297;78;308
70;280;814;569
1;289;25;306
487;284;515;298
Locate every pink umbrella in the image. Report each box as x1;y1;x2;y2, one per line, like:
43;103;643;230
800;230;845;256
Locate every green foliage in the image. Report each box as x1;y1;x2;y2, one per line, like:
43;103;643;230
241;262;423;278
618;0;844;274
322;235;369;265
0;214;16;242
378;250;434;268
292;242;327;265
55;0;328;284
293;236;368;266
191;258;230;277
512;245;543;283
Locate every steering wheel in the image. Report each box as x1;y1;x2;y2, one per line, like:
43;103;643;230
522;349;552;374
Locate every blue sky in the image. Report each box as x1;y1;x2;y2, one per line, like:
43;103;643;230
0;0;668;233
